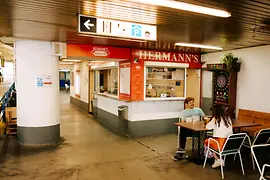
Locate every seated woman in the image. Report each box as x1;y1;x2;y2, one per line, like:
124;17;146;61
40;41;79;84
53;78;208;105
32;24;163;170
204;104;233;168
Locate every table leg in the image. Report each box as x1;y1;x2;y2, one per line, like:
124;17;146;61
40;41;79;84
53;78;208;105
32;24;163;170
186;132;206;165
198;132;201;157
192;134;195;155
199;132;206;156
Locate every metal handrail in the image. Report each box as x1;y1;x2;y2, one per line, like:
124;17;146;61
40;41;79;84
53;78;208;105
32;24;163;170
0;82;15;102
0;82;16;137
0;82;16;111
0;94;14;106
0;90;9;102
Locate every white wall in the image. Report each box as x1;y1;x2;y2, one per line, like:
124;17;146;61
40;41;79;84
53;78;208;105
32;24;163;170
202;45;270;113
70;69;76;98
94;95;128;115
95;94;184;121
70;61;89;103
66;72;71;80
15;40;60;127
59;64;73;70
129;100;184;121
80;61;89;103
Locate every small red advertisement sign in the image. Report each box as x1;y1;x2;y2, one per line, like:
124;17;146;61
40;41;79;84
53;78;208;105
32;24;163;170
132;49;202;68
67;44;131;60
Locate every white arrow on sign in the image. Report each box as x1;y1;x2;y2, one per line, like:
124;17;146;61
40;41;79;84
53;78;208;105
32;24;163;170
84;19;95;30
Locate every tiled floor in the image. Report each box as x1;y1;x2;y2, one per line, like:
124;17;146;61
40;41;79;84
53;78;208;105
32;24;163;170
0;92;260;180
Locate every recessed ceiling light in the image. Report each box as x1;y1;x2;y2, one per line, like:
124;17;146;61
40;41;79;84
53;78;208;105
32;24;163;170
175;42;223;50
60;62;74;65
129;0;231;18
0;52;2;54
62;59;81;62
59;69;71;72
89;61;104;63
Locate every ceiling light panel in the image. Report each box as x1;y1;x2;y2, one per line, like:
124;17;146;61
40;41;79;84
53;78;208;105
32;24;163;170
129;0;231;18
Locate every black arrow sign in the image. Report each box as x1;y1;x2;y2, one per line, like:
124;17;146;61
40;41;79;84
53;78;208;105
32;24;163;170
78;15;97;34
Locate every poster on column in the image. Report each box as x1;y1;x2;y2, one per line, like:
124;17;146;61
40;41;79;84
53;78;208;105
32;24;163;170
35;75;53;87
120;67;130;94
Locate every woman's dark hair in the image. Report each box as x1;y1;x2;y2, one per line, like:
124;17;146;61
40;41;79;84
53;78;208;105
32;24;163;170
212;104;231;128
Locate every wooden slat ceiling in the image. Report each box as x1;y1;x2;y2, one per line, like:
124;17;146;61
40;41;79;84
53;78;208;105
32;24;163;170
0;0;270;53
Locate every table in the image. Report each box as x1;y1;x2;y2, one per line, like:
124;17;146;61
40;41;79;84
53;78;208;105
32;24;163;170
174;121;209;164
175;120;262;131
174;120;261;164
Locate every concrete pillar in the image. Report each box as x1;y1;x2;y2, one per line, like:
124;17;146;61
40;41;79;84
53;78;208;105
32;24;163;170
15;40;60;145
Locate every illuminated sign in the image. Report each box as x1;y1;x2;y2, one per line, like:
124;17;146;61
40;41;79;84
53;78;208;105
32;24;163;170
78;14;157;41
132;49;202;68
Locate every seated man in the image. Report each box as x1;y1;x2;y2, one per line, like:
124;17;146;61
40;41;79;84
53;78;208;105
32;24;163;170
173;97;206;161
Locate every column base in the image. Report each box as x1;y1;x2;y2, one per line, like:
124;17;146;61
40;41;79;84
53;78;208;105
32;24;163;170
17;124;60;145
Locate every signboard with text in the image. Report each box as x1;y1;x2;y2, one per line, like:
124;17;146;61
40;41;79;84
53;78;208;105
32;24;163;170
132;49;202;68
78;14;157;41
36;75;53;87
67;44;131;60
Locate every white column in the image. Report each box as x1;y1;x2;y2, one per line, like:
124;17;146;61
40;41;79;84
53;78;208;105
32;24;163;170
15;40;60;145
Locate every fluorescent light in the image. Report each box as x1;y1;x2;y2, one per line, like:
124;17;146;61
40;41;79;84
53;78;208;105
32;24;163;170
60;62;74;65
89;61;105;63
129;0;231;18
91;62;119;70
59;69;70;72
175;42;223;50
89;61;108;66
62;59;81;62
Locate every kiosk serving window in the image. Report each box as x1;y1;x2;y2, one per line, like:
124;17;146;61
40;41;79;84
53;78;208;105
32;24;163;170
146;67;186;98
94;68;119;96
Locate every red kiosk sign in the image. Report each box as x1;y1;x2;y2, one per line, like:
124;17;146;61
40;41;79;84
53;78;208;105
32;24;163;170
132;49;202;68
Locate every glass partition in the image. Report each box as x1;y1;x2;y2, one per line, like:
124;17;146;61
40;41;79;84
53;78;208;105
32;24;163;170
146;67;185;98
94;68;118;96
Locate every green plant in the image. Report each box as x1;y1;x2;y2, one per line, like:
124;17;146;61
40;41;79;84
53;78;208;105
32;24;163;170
221;53;241;72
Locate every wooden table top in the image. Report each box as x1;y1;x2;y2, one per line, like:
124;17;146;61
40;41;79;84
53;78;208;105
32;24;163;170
174;120;261;132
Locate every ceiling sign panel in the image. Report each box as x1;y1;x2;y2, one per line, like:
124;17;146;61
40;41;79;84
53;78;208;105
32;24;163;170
78;14;157;41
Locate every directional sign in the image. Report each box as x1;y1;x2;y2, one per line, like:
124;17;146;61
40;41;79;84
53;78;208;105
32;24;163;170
36;75;53;87
78;15;97;33
78;14;157;41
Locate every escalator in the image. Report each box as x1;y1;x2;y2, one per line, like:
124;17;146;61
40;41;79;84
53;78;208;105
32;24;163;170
0;82;17;137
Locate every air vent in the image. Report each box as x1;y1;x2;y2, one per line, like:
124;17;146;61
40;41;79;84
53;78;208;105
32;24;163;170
254;25;270;33
52;42;62;56
51;42;67;58
252;19;270;36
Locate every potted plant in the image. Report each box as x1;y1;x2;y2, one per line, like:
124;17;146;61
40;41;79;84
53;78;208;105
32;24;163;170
221;53;241;72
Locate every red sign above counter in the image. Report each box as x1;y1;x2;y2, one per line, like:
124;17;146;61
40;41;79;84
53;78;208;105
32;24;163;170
67;44;131;60
132;49;202;68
